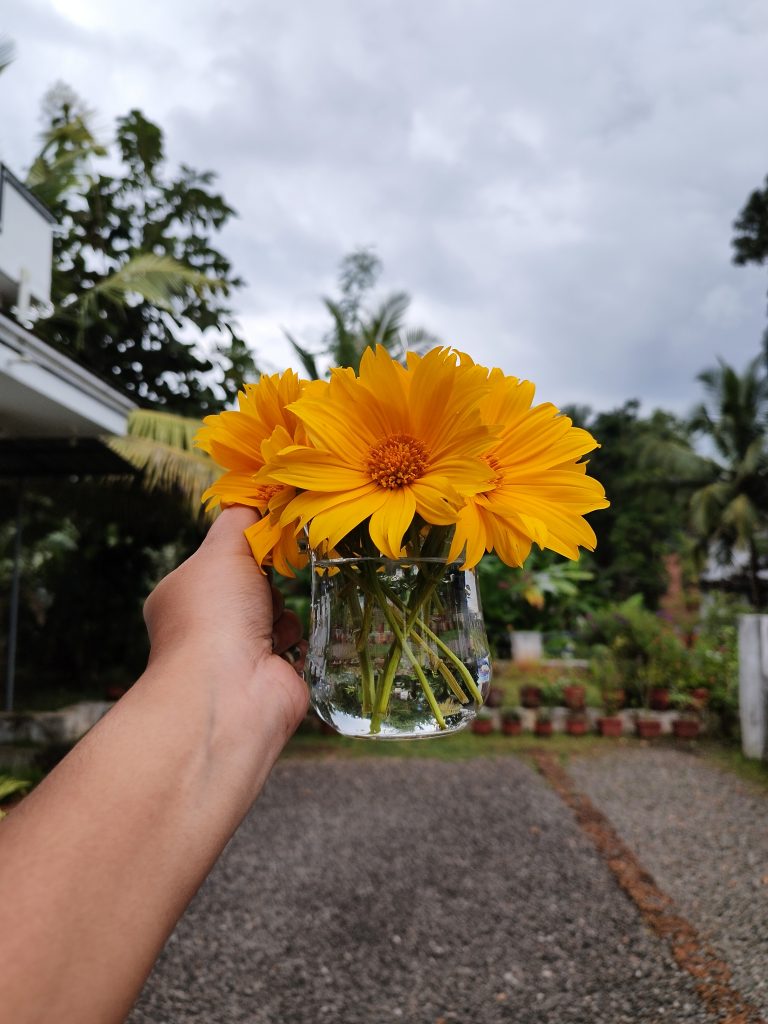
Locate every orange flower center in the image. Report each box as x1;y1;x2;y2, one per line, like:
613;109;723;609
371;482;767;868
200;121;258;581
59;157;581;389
484;453;504;489
367;434;429;489
253;483;284;509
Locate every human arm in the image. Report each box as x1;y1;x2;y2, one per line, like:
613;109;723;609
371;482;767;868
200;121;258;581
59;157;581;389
0;506;308;1024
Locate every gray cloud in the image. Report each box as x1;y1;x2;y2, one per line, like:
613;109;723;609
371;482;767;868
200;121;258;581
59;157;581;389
2;0;768;415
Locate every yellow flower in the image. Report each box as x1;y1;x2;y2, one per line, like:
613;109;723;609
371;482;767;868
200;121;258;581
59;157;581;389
265;346;496;559
447;368;609;569
195;370;308;575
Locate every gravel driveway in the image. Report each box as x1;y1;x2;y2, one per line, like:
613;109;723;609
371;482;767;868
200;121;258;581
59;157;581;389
570;746;768;1018
128;756;710;1024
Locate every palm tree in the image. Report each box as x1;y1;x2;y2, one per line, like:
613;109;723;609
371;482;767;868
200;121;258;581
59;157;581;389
285;249;438;378
107;409;219;520
688;356;768;606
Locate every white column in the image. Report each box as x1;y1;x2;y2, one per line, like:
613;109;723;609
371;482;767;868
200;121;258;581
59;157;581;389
738;614;768;760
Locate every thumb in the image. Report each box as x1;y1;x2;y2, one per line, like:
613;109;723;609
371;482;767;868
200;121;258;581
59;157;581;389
201;506;262;557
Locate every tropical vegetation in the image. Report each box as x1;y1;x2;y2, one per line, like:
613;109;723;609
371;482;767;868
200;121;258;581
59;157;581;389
2;62;768;740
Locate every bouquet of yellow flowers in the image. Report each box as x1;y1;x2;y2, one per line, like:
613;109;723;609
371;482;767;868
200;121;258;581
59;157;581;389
196;346;608;739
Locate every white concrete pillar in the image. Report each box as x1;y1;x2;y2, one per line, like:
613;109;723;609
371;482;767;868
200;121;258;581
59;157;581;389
738;614;768;760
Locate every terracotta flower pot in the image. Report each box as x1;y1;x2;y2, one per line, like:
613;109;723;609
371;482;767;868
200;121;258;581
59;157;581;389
635;718;662;739
649;687;671;711
672;718;701;739
597;716;623;737
485;685;505;708
502;719;523;736
565;718;588;736
471;718;494;735
534;719;553;737
563;685;586;711
520;685;542;709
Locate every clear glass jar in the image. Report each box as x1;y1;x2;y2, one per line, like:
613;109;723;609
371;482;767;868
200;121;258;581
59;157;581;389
307;556;491;739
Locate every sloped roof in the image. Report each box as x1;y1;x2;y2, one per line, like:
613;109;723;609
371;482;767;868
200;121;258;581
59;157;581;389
0;311;135;440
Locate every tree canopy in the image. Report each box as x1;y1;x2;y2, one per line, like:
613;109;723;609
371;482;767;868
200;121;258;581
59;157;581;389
26;86;258;416
570;402;692;608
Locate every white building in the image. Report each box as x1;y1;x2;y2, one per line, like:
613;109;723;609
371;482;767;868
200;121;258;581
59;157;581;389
0;160;134;459
0;163;135;711
0;163;54;323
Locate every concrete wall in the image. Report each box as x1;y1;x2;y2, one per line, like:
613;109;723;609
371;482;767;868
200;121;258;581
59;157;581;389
0;701;113;747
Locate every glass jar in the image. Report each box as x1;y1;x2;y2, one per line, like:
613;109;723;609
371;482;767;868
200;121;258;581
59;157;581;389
307;556;491;739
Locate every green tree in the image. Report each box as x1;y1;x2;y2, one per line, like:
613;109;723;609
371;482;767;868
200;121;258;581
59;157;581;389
25;86;257;415
571;402;692;607
285;248;438;377
687;357;768;606
733;175;768;278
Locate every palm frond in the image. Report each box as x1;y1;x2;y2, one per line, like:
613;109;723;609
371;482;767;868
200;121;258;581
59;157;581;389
107;408;220;518
0;37;14;75
720;493;760;549
324;297;360;369
124;408;202;450
283;328;322;380
638;435;716;484
402;326;440;354
92;253;222;311
107;435;218;519
361;292;410;351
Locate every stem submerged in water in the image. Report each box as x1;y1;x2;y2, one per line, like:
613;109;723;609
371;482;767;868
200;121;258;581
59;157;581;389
314;540;488;738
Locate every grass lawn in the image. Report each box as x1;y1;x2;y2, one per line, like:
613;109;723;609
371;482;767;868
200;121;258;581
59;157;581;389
283;728;768;796
287;729;626;764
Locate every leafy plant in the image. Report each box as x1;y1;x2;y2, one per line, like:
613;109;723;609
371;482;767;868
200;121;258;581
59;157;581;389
691;593;743;738
589;645;623;713
25;89;258;415
0;774;32;818
286;248;438;378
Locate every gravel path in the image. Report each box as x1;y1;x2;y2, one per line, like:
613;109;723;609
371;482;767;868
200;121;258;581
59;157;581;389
128;757;708;1024
570;747;768;1017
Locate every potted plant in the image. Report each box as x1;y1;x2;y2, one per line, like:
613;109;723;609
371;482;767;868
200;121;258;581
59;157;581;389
598;715;623;737
501;708;523;736
635;686;662;738
485;685;505;708
648;687;671;711
647;631;692;710
591;647;624;737
561;679;586;711
519;684;542;709
471;708;495;735
671;691;702;739
565;711;589;736
534;710;553;737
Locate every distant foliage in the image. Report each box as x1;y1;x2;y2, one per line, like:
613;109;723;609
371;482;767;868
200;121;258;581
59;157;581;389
285;248;438;378
26;86;258;415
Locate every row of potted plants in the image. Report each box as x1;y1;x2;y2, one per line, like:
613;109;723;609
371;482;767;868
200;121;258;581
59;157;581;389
471;706;704;739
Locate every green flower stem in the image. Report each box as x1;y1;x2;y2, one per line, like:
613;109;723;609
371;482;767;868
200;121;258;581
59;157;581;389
339;570;376;715
357;592;376;714
380;595;470;703
406;625;469;704
378;573;483;706
413;620;484;706
367;571;447;733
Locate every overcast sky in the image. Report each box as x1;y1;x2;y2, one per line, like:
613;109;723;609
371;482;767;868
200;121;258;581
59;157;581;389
2;0;768;415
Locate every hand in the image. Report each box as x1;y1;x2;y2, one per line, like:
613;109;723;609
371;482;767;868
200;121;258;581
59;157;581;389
143;506;309;738
0;507;310;1024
